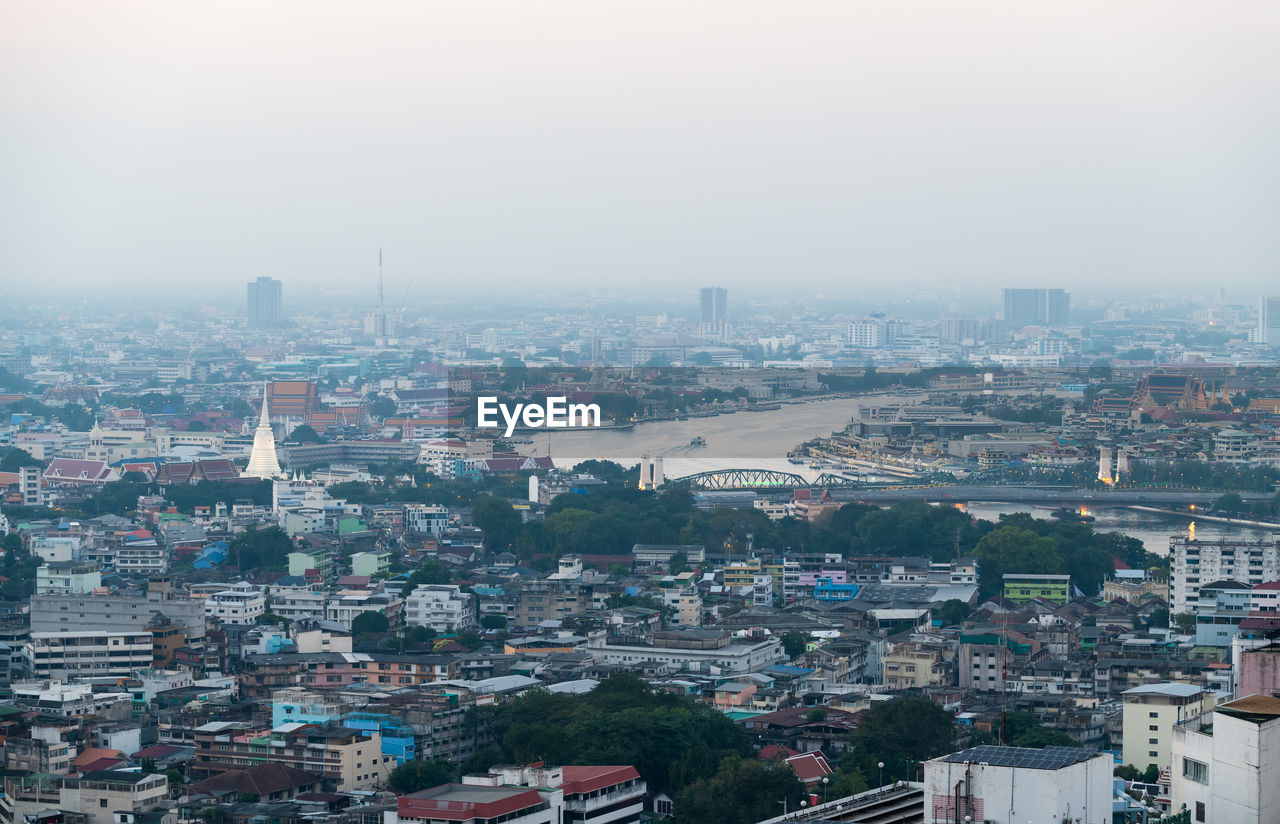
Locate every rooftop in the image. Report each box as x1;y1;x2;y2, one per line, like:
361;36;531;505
937;745;1098;770
1122;683;1202;698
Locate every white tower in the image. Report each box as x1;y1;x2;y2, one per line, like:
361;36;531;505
1097;446;1113;484
245;382;284;479
652;456;665;488
639;455;652;489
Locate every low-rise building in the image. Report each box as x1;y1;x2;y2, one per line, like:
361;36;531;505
404;585;474;632
26;631;154;679
923;745;1111;823
204;584;266;625
1122;682;1215;773
34;561;102;595
1172;694;1280;824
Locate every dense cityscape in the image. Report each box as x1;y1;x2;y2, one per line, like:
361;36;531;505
7;3;1280;823
2;281;1280;824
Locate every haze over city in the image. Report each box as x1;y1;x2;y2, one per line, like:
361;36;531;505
4;0;1280;299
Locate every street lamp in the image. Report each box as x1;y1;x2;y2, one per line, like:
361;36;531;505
878;761;885;788
820;776;829;802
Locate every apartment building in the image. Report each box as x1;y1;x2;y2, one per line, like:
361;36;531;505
204;585;266;625
34;561;102;595
190;721;390;792
882;643;951;690
61;771;169;824
1172;694;1280;823
114;543;169;575
26;631;154;679
404;585;474;632
1170;535;1280;613
30;593;206;638
1122;682;1215;773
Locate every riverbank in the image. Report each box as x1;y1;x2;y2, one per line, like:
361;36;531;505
1127;505;1280;530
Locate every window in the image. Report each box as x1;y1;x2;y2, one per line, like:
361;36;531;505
1149;712;1159;718
1196;801;1205;822
1148;738;1158;744
1149;725;1158;731
1183;758;1208;784
1149;751;1158;758
100;800;108;808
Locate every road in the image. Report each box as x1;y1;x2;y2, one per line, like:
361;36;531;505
825;485;1273;506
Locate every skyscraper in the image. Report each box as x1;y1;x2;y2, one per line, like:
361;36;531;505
1001;288;1069;327
699;287;727;324
247;277;283;329
1259;294;1280;345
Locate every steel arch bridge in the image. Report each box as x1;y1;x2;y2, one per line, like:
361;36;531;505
673;469;871;490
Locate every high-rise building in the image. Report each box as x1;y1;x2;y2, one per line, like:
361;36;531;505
247;276;283;329
1258;294;1280;345
699;286;727;324
1001;288;1069;327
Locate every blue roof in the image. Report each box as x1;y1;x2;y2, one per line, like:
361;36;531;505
764;665;814;676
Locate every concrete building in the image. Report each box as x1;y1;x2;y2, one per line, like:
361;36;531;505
1170;536;1280;613
1239;643;1280;699
61;771;168;824
584;630;782;675
1172;694;1280;823
1193;580;1252;646
204;584;266;625
1001;287;1069;327
1258;293;1280;346
34;561;101;595
392;784;556;824
191;721;390;792
26;631;155;679
247;276;283;329
30;592;206;638
923;744;1109;823
1122;682;1215;773
1001;573;1070;605
404;585;475;632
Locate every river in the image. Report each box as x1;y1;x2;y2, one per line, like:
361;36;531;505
540;395;872;479
538;395;1275;556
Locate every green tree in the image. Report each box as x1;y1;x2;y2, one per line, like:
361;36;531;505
934;599;972;626
1114;764;1140;781
480;614;507;630
979;712;1079;748
846;697;955;783
674;757;804;824
1214;492;1244;515
287;424;324;443
972;526;1065;597
472;495;521;550
0;447;41;472
352;611;390;635
370;397;398;419
1172;612;1197;634
668;550;690;574
388;759;456;793
781;632;810;659
1148;607;1170;629
228;526;293;571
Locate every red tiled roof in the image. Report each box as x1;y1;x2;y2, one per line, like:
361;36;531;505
399;785;545;822
785;752;833;784
757;744;799;760
561;765;640;795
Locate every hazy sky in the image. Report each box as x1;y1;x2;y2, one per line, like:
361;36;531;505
3;1;1280;300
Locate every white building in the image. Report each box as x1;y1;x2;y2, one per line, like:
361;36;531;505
1258;294;1280;346
115;543;169;575
404;503;449;535
1172;694;1280;824
204;583;266;625
1170;536;1280;613
404;585;474;632
584;632;782;675
923;744;1112;823
26;631;154;679
1122;682;1215;773
35;561;101;595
